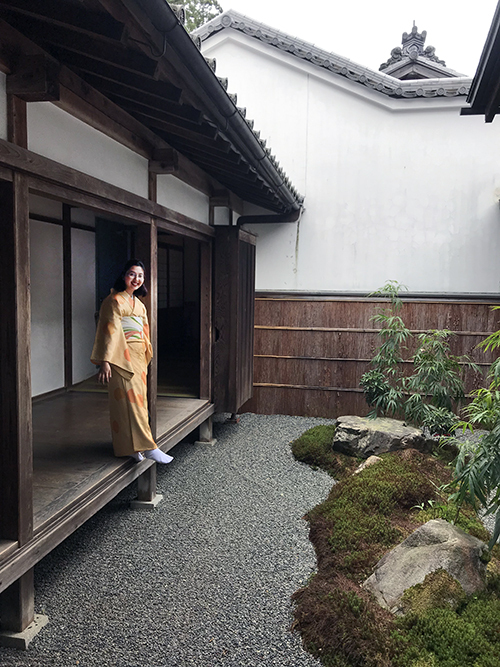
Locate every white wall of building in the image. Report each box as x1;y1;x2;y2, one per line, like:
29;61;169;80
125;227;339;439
27;102;149;199
29;195;97;392
30;219;65;396
203;33;500;294
72;227;97;384
157;174;210;225
0;72;7;141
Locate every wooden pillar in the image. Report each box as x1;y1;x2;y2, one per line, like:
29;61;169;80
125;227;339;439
6;96;27;149
199;240;212;401
135;220;158;502
0;174;35;632
62;204;72;389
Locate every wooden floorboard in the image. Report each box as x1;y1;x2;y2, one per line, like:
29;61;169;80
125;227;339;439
32;392;211;530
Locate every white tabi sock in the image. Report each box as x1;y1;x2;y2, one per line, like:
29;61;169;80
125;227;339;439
144;449;173;464
130;452;144;462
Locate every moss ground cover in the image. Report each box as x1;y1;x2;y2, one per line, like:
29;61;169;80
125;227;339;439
291;426;500;667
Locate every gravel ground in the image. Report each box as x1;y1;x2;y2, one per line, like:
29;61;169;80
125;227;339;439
1;414;334;667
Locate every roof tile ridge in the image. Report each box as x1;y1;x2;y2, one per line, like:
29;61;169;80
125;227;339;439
196;11;471;98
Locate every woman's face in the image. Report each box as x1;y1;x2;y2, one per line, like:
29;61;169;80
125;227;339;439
124;265;145;293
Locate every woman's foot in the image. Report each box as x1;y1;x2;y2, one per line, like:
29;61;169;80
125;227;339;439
130;452;144;462
144;449;173;464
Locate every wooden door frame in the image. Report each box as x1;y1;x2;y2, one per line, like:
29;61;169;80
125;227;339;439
0;140;215;632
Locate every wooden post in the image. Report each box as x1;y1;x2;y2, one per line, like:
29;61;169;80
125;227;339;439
6;95;27;149
0;174;35;632
199;240;212;401
134;219;159;504
62;203;73;389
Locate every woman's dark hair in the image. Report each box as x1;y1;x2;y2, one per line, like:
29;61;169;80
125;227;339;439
113;259;148;297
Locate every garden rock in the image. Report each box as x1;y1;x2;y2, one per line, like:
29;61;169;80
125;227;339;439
353;455;382;474
363;519;488;613
332;416;426;458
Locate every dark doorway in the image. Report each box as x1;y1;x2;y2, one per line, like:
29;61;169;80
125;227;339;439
95;218;134;307
157;232;200;397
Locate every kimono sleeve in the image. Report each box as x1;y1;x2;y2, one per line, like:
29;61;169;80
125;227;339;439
142;306;153;366
91;295;134;380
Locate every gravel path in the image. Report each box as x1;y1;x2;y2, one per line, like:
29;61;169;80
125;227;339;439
1;414;333;667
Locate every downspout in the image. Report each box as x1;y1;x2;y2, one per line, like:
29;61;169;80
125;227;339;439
136;0;302;213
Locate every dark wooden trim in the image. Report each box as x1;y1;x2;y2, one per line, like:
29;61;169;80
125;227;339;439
62;203;72;389
254;353;493;367
0;0;127;41
135;221;158;437
29;212;96;233
31;386;67;403
148;171;157;203
0;165;13;181
238;228;257;245
0;139;215;238
7;54;60;102
156;218;214;242
199;241;212;400
255;325;497;337
29;178;149;224
254;382;365;392
0;175;33;547
6;95;27;148
256;292;500;304
55;83;153;159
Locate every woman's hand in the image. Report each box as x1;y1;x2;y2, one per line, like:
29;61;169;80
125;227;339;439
98;361;112;384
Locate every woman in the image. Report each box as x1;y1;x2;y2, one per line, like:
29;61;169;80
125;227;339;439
91;259;173;464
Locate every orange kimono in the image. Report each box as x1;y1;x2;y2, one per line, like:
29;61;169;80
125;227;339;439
91;290;156;457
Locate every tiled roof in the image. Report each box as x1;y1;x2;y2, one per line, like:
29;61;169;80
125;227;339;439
196;11;472;99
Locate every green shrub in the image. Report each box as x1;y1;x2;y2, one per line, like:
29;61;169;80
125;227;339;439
310;453;437;577
399;570;467;616
292;428;500;667
291;424;357;478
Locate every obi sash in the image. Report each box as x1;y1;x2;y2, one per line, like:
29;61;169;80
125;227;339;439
121;315;144;342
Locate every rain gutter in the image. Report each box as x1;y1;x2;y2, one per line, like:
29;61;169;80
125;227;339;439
138;0;301;212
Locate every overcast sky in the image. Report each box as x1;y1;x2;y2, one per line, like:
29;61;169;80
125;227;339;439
219;0;498;77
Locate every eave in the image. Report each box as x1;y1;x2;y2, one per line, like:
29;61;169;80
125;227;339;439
462;1;500;122
0;0;302;213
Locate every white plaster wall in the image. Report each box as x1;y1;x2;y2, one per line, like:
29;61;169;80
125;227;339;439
204;34;500;294
27;103;149;198
157;174;210;224
30;219;65;396
72;228;97;384
0;72;7;141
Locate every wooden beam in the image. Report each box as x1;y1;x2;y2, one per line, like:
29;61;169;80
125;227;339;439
0;173;36;634
0;0;126;41
121;103;219;142
0;570;34;633
149;148;179;175
62;204;72;389
6;54;60;102
0;175;33;547
199;241;212;400
7;94;27;149
2;12;159;78
0;139;214;238
80;74;201;122
56;83;154;159
67;54;181;102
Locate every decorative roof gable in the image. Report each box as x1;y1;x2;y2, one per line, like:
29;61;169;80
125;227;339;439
380;24;465;80
196;11;471;99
